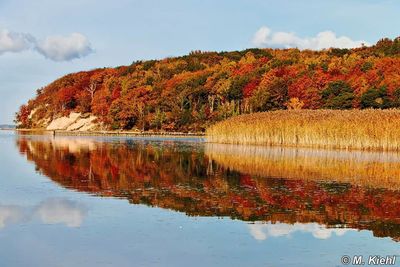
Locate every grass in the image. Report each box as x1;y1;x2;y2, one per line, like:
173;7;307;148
206;109;400;151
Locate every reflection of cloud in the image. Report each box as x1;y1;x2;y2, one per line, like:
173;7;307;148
248;222;351;241
0;198;87;229
35;198;88;227
0;205;24;228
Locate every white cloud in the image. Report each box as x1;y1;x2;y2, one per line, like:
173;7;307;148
248;222;351;241
252;26;369;50
35;33;93;61
35;198;88;227
0;28;93;61
0;198;87;229
0;29;33;55
0;205;24;228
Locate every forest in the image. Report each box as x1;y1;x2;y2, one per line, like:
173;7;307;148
16;37;400;132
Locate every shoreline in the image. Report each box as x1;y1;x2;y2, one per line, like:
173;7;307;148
7;126;400;153
12;128;206;138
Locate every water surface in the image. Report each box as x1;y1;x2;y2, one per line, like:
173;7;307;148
1;131;400;267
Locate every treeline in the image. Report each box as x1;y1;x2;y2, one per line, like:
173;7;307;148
16;37;400;131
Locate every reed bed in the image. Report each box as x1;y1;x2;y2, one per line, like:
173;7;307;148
205;143;400;190
206;109;400;151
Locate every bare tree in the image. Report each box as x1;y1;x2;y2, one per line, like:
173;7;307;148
135;102;146;132
208;95;216;113
85;81;97;104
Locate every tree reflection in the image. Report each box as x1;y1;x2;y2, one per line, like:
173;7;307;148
16;136;400;241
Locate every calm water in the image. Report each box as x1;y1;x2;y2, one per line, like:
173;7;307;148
1;131;400;267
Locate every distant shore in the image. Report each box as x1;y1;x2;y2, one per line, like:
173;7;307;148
13;128;205;138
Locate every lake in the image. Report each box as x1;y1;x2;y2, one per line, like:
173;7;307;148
1;130;400;267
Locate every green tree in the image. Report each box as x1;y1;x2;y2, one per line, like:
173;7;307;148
361;87;392;109
226;76;248;101
153;108;166;130
321;81;354;109
249;87;270;112
392;88;400;107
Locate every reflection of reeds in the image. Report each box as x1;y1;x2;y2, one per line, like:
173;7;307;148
205;143;400;189
206;110;400;151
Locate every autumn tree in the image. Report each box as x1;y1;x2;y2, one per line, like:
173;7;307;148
15;36;400;131
285;98;305;110
15;105;31;128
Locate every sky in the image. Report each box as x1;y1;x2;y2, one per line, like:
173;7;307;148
0;0;399;124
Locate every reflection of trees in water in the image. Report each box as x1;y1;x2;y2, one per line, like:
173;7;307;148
16;137;400;241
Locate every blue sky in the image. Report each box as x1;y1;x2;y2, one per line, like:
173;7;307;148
0;0;399;123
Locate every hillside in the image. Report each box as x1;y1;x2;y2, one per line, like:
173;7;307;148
16;37;400;132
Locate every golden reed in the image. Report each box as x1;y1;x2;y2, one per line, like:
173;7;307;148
205;143;400;190
206;109;400;151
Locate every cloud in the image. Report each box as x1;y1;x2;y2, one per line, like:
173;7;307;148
0;198;87;229
35;198;88;227
248;222;351;241
252;26;369;50
0;29;34;55
0;205;24;228
0;28;93;61
35;33;93;61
